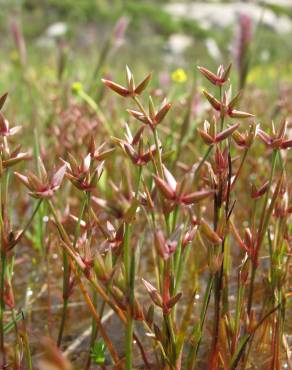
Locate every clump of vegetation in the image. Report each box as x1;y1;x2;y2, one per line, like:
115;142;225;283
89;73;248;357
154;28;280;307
0;4;291;368
0;53;291;370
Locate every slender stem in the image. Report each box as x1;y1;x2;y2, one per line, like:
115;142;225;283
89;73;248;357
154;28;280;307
0;251;7;368
48;201;120;363
186;274;214;369
164;313;176;363
0;168;9;368
211;144;232;365
247;261;256;316
172;205;179;233
22;326;33;370
57;193;88;347
231;147;249;189
257;149;278;240
57;298;68;347
79;90;113;135
124;224;131;285
125;165;142;370
85;297;106;370
126;250;136;370
73;193;89;249
135;166;143;200
219;85;224;132
49;199;151;367
247;149;277;315
210;268;222;368
209;81;229;366
153;128;164;178
163;260;176;364
11;307;21;369
47;200;72;348
193;145;213;183
123;224;131;367
132;96;164;177
232;276;245;353
13;199;43;248
210;202;223;368
47;200;71;245
133;96;147;116
75;267;120;364
57;247;69;348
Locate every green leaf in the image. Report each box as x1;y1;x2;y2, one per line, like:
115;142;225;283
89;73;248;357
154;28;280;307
229;333;251;370
4;311;24;334
90;340;106;365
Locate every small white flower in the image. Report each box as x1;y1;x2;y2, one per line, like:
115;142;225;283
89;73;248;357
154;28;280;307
46;22;67;38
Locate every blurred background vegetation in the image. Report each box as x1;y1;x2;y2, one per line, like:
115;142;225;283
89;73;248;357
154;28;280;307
0;0;291;139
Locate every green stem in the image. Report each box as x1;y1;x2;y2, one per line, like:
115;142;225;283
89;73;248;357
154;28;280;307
186;274;214;369
247;262;256;316
171;205;179;233
73;193;89;249
132;97;163;178
163;260;176;364
219;85;224;132
0;251;7;368
193;146;213;183
231;147;249;189
164;313;176;363
232;278;245;353
126;250;136;370
23;327;33;370
247;149;278;315
15;199;43;247
124;224;131;285
135;166;143;200
47;200;72;348
0;167;10;368
57;298;68;347
11;308;21;369
57;193;88;347
78;90;113;135
85;297;106;370
257;149;278;239
133;96;147;116
153;128;164;178
47;200;71;245
125;165;142;369
48;200;150;367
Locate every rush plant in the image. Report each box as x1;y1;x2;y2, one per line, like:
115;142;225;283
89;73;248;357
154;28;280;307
0;62;291;370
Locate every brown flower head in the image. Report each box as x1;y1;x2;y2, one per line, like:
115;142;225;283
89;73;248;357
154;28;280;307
0;112;21;137
203;89;254;119
198;117;240;145
62;153;104;191
153;165;214;205
14;158;66;199
1;144;30;172
127;96;171;130
102;65;151;98
198;64;232;86
257;120;292;150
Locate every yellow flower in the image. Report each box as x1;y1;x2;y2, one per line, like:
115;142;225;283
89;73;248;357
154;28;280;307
71;81;83;94
171;68;187;83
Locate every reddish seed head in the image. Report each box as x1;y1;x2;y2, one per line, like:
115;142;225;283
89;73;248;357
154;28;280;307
198;64;231;86
14;160;66;199
102;66;152;98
